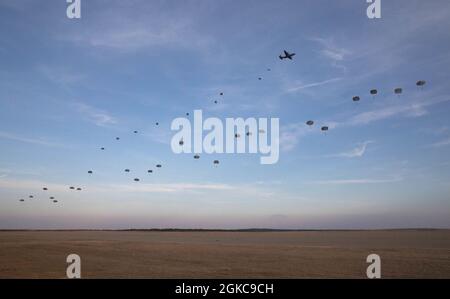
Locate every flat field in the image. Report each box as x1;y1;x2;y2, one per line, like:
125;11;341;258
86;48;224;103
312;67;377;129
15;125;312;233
0;230;449;278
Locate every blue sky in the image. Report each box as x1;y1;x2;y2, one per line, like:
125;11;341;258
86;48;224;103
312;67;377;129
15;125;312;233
1;0;450;229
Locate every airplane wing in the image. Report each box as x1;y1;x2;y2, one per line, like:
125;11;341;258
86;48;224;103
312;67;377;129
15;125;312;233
284;50;289;56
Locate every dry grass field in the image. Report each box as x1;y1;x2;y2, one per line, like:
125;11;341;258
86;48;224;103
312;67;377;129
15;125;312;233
0;230;449;278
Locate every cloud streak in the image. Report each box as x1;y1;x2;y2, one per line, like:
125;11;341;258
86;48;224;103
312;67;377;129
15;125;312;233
74;103;118;127
328;141;374;158
0;131;65;148
286;77;342;93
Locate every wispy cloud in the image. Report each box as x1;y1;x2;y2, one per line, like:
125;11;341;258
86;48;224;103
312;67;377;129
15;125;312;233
327;141;374;158
429;137;450;148
309;177;403;185
312;37;351;70
0;131;65;148
61;9;213;53
279;123;309;152
286;77;342;93
37;65;84;86
74;103;118;127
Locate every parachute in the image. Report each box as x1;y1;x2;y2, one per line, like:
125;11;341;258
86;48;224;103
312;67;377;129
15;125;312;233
394;88;403;95
321;126;329;132
370;89;378;96
179;139;184;146
76;188;82;191
213;160;220;165
220;92;224;96
116;137;120;140
156;122;159;126
29;195;34;198
125;169;130;172
194;154;200;159
19;199;25;202
148;170;153;173
134;178;140;182
416;80;426;87
235;133;241;138
306;120;314;126
43;187;48;191
353;96;360;102
186;112;190;116
69;186;75;190
50;197;55;200
88;170;93;174
134;131;138;134
258;77;262;80
53;200;58;203
101;147;105;150
156;164;162;168
214;100;218;104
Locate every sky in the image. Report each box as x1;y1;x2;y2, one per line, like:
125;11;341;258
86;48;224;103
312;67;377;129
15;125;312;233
0;0;450;229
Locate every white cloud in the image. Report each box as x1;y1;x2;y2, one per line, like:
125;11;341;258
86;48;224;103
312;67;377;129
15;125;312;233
74;103;118;127
328;141;374;158
0;131;65;148
429;137;450;148
311;37;351;70
309;177;403;185
286;77;342;93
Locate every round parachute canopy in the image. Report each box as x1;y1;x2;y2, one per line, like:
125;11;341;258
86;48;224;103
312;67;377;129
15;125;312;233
213;160;220;165
116;137;120;140
43;187;48;191
134;131;138;134
353;96;360;102
70;186;75;190
53;200;58;203
20;199;25;202
124;169;130;172
134;178;140;182
214;100;218;104
148;170;153;173
416;80;426;87
235;133;241;138
29;195;34;198
194;154;200;159
306;120;314;126
267;68;271;71
50;197;55;200
179;140;184;146
101;147;105;150
246;132;252;136
321;126;329;132
394;88;403;94
88;171;93;174
156;164;162;168
186;112;190;116
76;188;82;191
370;89;378;95
156;122;159;126
220;92;224;96
258;77;262;80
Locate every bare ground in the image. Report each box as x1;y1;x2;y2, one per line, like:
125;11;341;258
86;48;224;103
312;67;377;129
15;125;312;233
0;230;449;278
